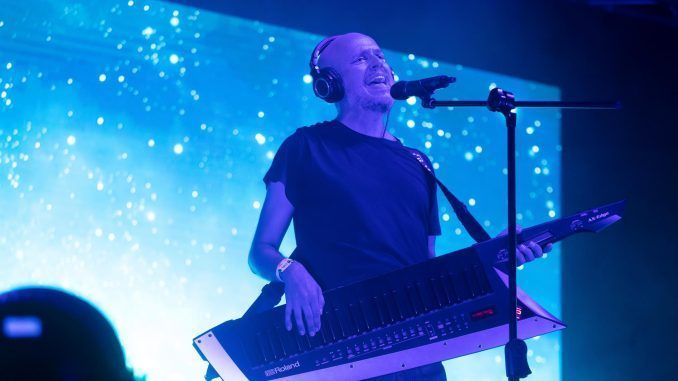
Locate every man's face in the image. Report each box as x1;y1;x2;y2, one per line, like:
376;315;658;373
318;33;395;113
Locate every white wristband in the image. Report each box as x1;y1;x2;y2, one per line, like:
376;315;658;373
275;258;294;282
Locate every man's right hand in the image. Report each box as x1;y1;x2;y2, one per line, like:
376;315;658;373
281;262;324;337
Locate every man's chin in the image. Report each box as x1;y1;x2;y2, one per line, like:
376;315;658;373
361;95;394;113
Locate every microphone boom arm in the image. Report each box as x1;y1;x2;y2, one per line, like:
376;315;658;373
416;87;621;110
426;99;621;109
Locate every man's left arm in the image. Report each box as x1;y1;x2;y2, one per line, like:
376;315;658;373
428;231;552;264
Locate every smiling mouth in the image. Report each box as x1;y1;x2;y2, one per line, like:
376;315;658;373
366;75;389;87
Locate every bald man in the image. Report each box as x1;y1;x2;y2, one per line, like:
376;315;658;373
248;33;547;380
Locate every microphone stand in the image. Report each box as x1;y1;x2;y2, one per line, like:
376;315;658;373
417;88;620;381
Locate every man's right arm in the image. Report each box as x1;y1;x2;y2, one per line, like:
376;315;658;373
248;181;295;281
248;181;324;337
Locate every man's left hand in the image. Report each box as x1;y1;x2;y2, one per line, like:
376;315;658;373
497;226;553;266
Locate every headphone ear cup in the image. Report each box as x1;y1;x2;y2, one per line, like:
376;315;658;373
313;67;344;103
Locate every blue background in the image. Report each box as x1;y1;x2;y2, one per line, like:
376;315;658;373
0;1;560;379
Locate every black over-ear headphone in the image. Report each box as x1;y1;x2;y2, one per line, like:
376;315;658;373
309;36;345;103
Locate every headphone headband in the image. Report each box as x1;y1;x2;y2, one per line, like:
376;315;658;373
309;36;338;77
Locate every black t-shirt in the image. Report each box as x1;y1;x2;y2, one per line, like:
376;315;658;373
264;120;441;290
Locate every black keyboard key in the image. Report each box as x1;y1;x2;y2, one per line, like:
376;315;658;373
256;332;270;363
405;285;420;315
473;265;491;294
429;277;443;308
384;293;395;323
462;269;477;297
359;300;372;331
266;329;280;360
333;306;347;338
348;305;362;336
415;281;431;312
390;289;405;320
452;271;470;301
373;296;385;326
445;272;461;303
438;275;452;305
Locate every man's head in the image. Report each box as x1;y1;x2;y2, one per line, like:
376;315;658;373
310;33;394;114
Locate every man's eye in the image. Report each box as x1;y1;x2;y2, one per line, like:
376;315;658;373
354;57;366;63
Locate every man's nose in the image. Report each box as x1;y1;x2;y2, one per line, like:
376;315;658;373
368;56;386;69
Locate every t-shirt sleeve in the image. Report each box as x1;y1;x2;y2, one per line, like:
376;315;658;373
263;131;305;205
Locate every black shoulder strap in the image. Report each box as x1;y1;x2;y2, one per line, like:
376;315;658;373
407;149;491;243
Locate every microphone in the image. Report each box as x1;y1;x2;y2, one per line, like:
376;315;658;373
390;75;456;100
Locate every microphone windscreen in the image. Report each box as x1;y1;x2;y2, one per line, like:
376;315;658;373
389;81;410;100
